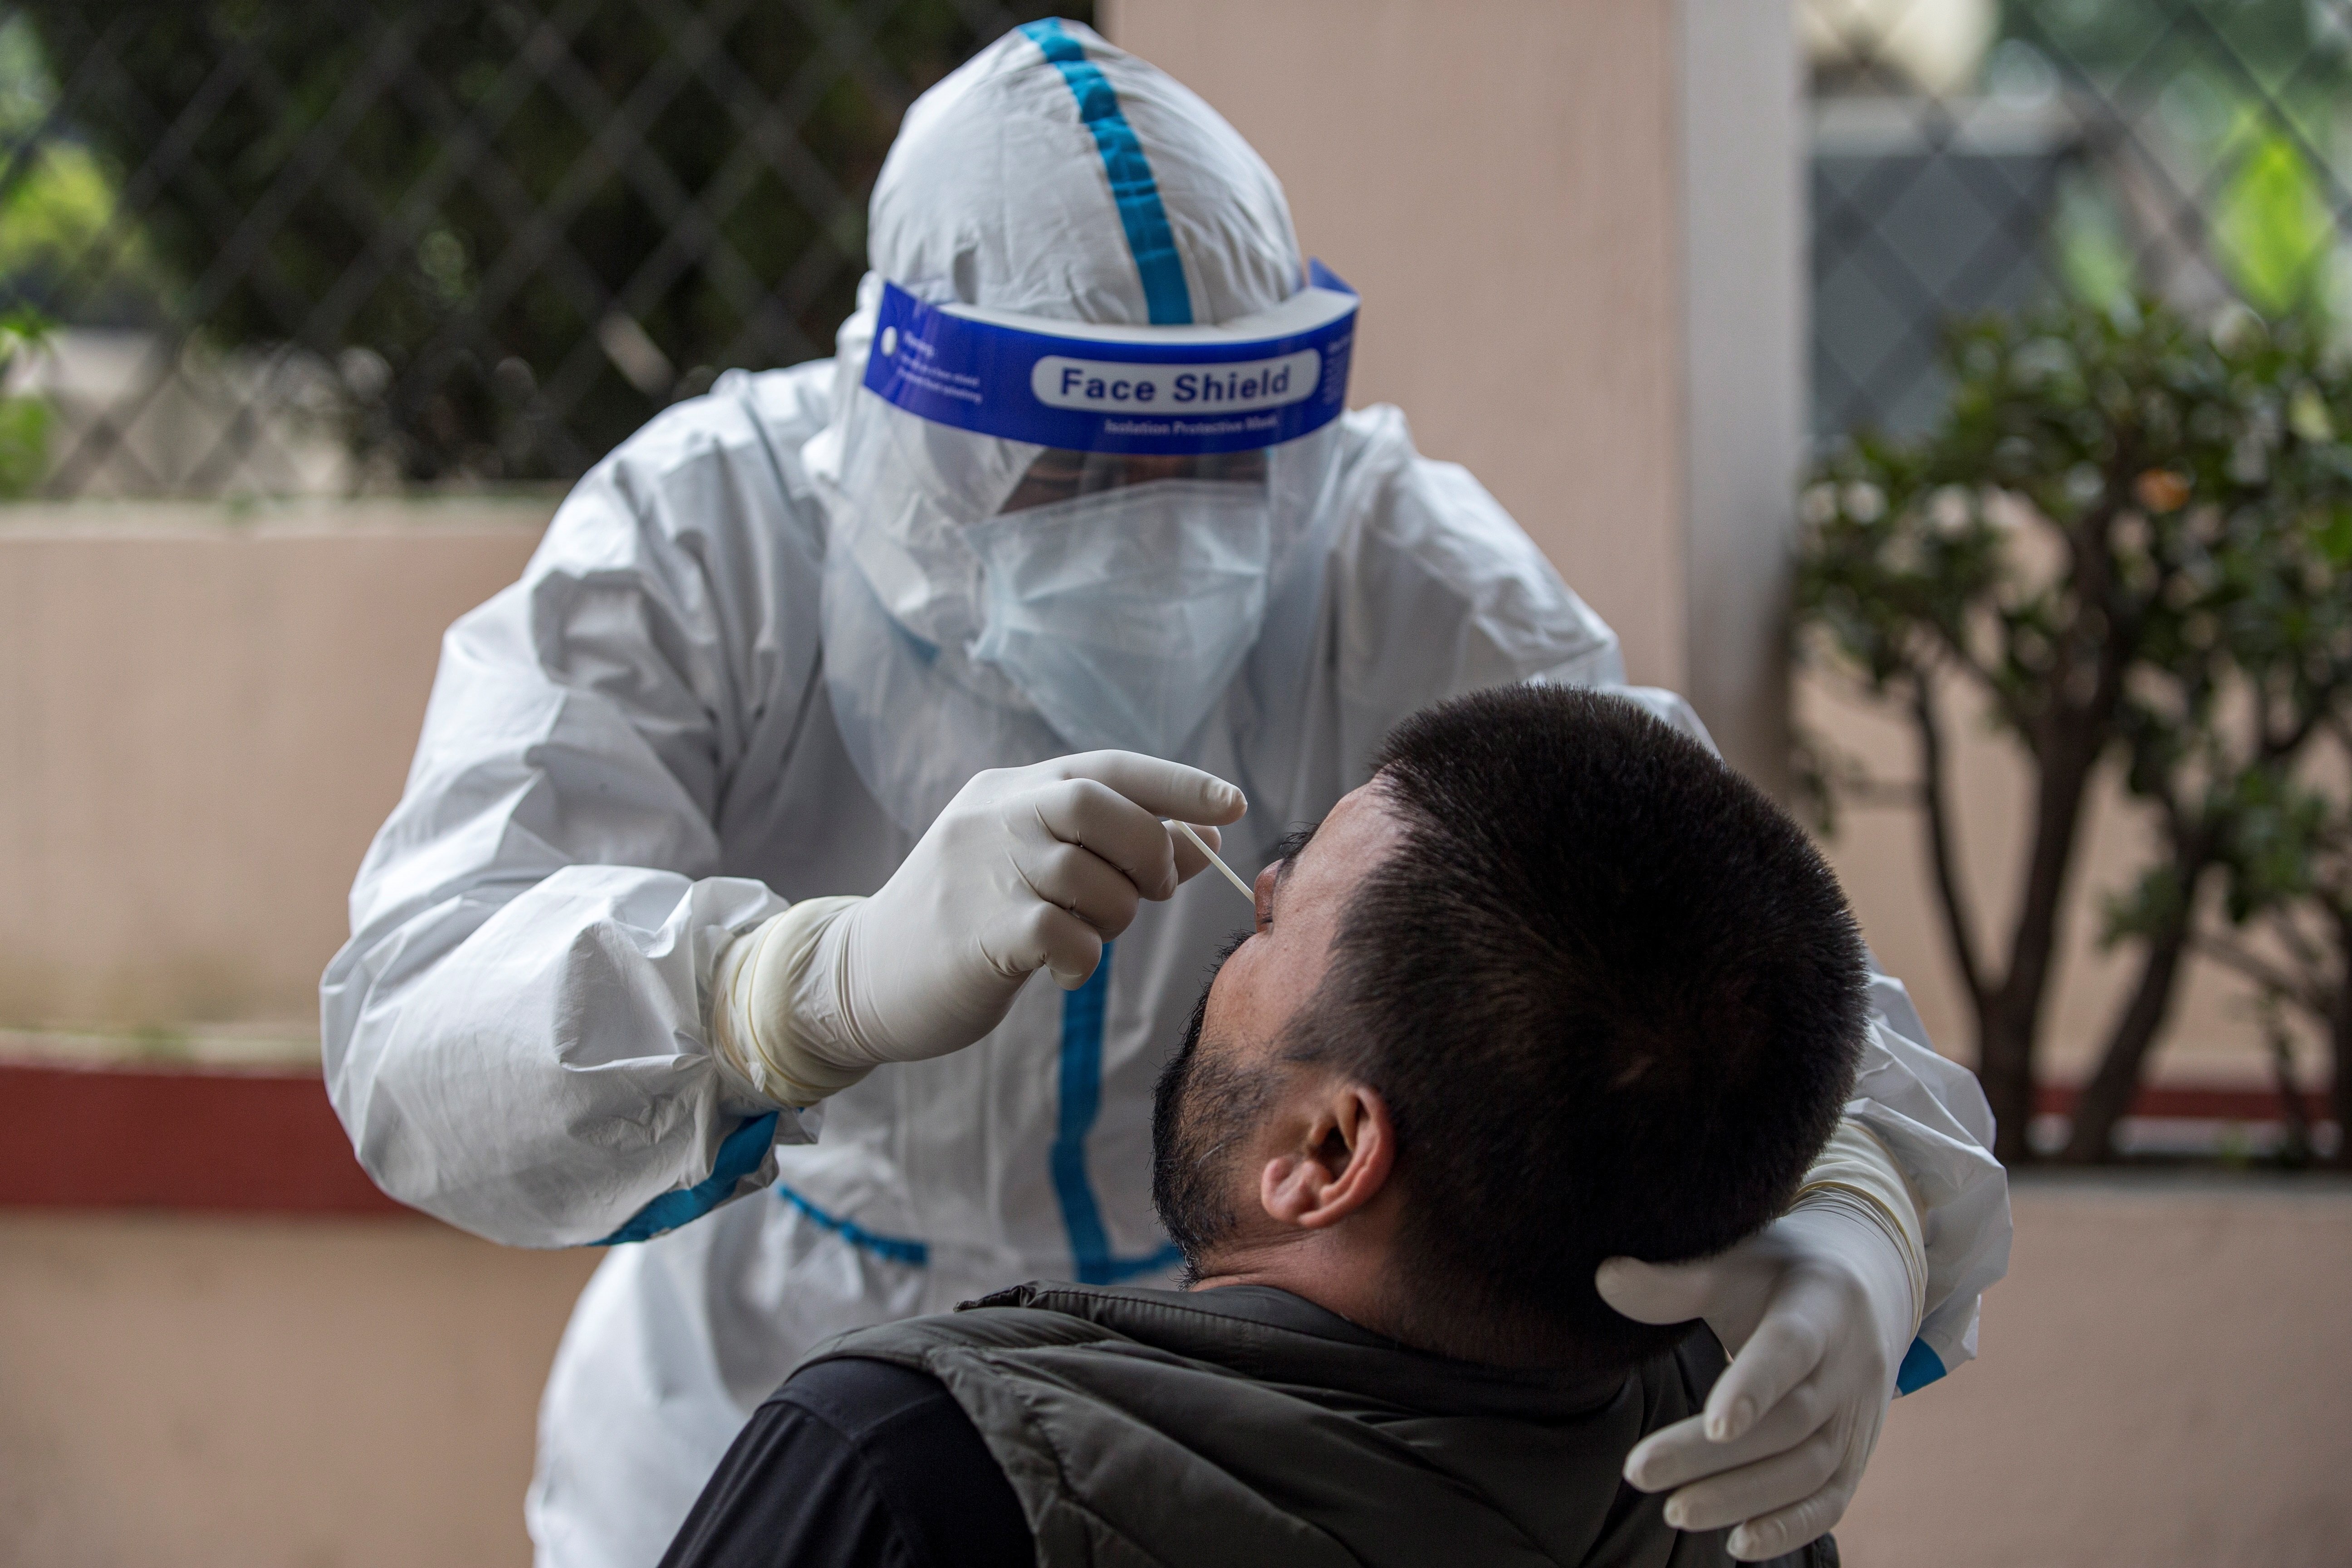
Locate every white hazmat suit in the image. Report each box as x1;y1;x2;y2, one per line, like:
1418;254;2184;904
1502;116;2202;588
322;21;2008;1567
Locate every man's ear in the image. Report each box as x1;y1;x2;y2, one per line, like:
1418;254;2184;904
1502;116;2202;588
1259;1079;1396;1231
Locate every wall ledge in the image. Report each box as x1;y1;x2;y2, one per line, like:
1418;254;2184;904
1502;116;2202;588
0;1055;2335;1218
0;495;557;538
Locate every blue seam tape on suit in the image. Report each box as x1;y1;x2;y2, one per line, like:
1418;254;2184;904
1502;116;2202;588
1020;19;1194;326
593;1110;780;1245
1051;941;1183;1285
777;1184;931;1269
1895;1335;1946;1395
594;943;1181;1282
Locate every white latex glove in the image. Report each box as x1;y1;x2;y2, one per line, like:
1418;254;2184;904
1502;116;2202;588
710;751;1243;1105
1597;1192;1920;1560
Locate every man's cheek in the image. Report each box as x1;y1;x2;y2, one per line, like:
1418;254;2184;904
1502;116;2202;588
1200;941;1263;1042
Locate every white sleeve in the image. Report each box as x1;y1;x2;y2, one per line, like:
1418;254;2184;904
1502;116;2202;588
320;384;828;1249
1844;963;2013;1388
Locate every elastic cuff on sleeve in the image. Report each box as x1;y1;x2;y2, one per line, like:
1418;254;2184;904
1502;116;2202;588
1793;1118;1930;1333
710;898;870;1108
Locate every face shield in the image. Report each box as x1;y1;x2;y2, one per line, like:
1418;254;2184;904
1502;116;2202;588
811;264;1357;828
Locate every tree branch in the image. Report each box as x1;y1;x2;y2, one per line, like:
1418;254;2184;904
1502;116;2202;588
2193;930;2321;1012
2062;839;2205;1163
1921;620;2028;735
2262;675;2347;762
2328;903;2352;1172
1911;675;1987;1007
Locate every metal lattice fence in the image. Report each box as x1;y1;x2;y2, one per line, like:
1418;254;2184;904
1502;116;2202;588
1808;0;2352;442
7;4;2345;496
0;0;1084;497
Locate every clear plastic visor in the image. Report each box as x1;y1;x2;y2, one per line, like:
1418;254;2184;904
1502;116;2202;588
818;267;1352;650
998;448;1268;514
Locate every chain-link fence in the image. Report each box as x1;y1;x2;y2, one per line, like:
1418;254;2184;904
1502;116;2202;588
0;0;1083;497
1808;0;2352;443
7;4;2343;497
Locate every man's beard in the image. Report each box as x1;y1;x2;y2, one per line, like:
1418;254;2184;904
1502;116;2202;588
1150;937;1276;1281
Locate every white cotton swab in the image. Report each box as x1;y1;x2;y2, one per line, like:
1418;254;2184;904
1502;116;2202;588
1170;818;1256;907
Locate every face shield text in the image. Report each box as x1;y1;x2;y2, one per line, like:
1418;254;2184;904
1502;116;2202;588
1031;348;1320;416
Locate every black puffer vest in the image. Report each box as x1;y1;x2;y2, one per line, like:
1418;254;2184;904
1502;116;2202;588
804;1281;1836;1568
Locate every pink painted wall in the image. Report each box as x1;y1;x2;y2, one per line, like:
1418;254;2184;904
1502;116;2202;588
0;504;547;1029
1106;0;1690;694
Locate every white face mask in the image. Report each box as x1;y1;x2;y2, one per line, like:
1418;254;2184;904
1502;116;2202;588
965;479;1273;758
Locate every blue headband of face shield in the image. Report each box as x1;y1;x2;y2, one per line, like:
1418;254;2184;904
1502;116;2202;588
862;260;1358;456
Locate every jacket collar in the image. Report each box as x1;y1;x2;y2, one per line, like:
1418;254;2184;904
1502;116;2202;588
964;1280;1642;1421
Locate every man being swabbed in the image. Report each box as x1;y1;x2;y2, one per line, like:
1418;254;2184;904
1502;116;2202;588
661;685;1882;1568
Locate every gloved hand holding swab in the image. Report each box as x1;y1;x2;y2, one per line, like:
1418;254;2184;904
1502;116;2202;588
1172;818;1255;906
707;753;1246;1107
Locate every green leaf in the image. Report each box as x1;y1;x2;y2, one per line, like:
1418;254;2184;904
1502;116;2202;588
2215;124;2334;321
0;395;50;498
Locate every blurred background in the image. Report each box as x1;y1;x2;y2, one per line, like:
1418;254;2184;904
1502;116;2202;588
1;1;2347;1563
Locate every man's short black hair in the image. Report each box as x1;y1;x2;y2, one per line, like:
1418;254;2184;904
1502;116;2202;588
1155;685;1868;1370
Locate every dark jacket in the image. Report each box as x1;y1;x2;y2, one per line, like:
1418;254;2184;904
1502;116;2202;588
804;1280;1837;1568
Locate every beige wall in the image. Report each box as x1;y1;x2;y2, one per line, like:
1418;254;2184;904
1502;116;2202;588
1108;0;1692;694
1109;0;1812;792
0;1212;597;1568
1837;1178;2352;1567
0;503;548;1029
6;1183;2344;1567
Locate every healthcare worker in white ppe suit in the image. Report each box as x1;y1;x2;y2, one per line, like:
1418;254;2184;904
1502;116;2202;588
323;19;2008;1568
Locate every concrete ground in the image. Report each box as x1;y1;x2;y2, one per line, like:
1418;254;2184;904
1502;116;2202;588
2;1176;2347;1567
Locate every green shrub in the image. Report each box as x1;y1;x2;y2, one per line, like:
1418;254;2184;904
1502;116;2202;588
1797;298;2352;1162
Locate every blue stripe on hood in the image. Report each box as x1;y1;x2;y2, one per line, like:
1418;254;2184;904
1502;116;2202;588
1020;19;1194;326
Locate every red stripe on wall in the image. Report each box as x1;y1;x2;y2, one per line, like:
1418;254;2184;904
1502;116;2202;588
0;1059;2335;1217
0;1061;407;1215
2033;1082;2335;1123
